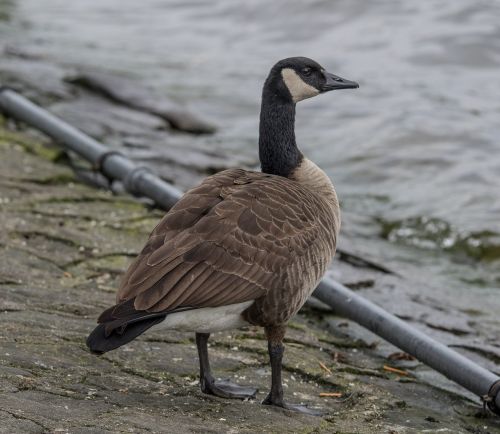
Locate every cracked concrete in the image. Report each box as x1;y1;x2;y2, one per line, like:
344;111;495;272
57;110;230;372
1;122;500;433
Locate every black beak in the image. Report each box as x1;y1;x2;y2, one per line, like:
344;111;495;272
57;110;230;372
321;71;359;92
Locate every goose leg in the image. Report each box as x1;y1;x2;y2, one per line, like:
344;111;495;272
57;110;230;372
195;332;257;399
262;326;322;416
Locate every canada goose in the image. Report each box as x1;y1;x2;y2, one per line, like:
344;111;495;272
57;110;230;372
86;57;358;414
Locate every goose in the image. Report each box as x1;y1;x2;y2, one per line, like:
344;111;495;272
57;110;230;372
86;57;358;414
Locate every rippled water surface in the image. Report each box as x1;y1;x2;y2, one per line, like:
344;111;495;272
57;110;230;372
1;1;499;312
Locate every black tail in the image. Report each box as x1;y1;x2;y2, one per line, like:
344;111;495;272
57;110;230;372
86;298;168;354
86;315;166;354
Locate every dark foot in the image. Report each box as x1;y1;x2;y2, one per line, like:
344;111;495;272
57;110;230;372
201;378;257;400
262;396;323;416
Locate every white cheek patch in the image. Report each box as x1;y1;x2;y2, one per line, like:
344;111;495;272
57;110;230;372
281;68;320;103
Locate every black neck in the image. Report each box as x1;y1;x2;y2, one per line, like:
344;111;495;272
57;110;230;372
259;87;302;178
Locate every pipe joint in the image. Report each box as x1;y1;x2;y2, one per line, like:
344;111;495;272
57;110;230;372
93;150;124;174
484;380;500;416
123;166;153;196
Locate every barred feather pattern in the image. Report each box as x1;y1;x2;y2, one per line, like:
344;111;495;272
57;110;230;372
104;165;339;328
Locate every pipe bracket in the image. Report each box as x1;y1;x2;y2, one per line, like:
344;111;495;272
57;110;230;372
93;150;125;173
483;379;500;416
123;166;153;196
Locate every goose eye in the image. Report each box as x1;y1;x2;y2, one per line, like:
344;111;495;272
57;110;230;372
302;67;312;77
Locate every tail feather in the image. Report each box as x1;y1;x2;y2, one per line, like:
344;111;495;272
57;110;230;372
87;298;195;354
86;314;166;354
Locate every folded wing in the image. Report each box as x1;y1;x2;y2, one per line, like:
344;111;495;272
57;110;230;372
100;168;330;325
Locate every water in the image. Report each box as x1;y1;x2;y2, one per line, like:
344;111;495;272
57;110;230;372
1;1;499;334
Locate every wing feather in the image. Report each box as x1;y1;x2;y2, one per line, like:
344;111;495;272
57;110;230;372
110;168;336;320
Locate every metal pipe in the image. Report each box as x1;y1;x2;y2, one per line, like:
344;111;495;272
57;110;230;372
0;87;182;209
315;278;500;413
1;87;499;415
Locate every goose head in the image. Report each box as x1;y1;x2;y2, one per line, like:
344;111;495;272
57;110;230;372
265;57;359;104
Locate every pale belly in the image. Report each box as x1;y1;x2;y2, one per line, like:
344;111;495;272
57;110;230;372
152;301;253;333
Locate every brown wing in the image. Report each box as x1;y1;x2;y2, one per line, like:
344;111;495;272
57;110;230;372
111;168;334;316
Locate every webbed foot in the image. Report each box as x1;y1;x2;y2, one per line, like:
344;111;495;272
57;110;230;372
202;377;257;400
262;395;323;416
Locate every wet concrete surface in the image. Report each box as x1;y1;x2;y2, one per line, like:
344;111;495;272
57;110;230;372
0;30;500;431
1;117;500;432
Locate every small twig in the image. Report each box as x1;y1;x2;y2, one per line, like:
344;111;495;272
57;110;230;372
383;365;409;376
318;361;332;374
388;351;416;361
319;392;343;398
